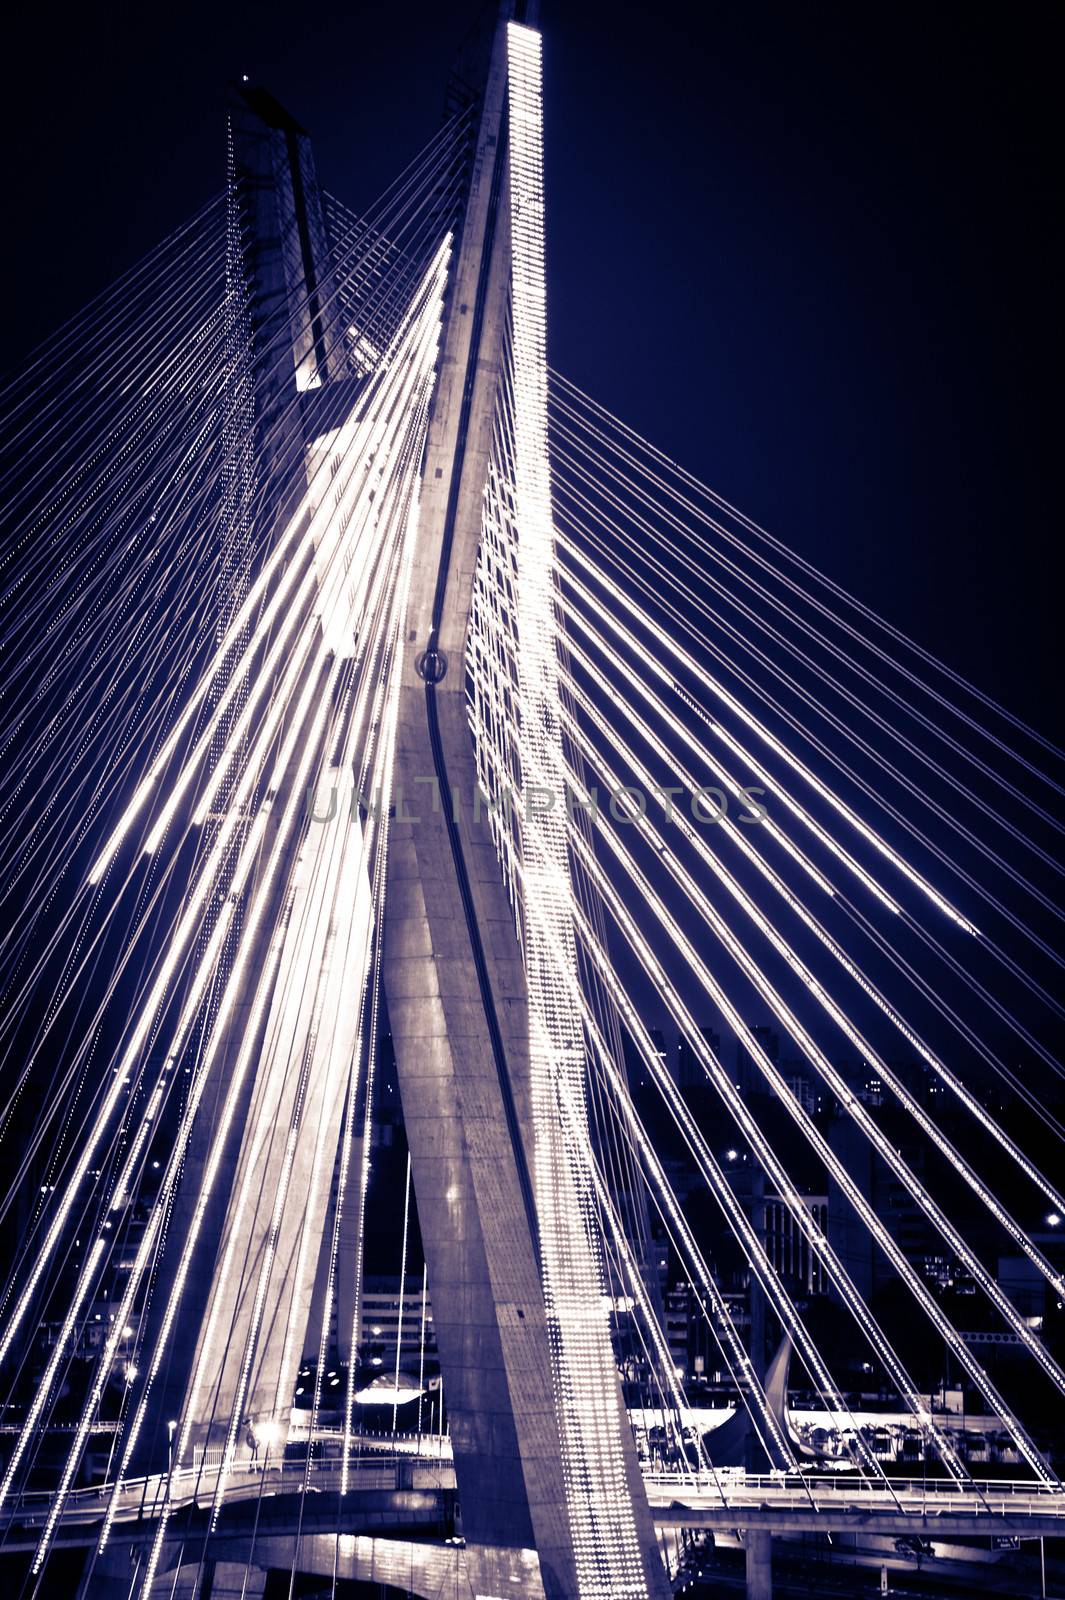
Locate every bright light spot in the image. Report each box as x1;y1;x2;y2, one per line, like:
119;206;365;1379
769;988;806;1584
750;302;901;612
353;1376;422;1406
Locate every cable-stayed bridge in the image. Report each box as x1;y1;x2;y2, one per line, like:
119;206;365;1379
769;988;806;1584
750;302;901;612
1;5;1063;1597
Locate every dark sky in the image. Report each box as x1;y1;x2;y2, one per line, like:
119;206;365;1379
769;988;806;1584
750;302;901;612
4;1;1060;744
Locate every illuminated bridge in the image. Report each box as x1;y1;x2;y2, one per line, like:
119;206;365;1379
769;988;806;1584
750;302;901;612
6;1455;1065;1591
1;4;1063;1597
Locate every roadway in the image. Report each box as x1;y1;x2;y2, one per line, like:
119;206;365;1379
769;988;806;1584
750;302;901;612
6;1451;1065;1552
646;1471;1065;1539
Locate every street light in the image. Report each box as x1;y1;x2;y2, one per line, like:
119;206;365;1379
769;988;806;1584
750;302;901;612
167;1419;177;1476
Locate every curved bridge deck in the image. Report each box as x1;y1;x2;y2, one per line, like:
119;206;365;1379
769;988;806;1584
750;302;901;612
646;1471;1065;1538
6;1456;1065;1551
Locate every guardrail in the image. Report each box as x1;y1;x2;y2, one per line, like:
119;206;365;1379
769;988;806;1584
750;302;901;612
7;1451;456;1523
643;1471;1065;1519
646;1472;1064;1496
8;1456;1063;1532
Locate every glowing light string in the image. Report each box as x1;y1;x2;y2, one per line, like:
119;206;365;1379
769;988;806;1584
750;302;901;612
506;24;652;1596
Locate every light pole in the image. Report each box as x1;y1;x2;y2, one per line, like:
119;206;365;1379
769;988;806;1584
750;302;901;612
167;1419;176;1477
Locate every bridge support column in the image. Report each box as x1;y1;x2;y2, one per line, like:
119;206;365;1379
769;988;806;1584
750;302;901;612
745;1529;772;1600
386;11;668;1598
385;11;575;1598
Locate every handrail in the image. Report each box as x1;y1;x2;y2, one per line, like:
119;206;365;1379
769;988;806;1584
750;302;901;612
644;1471;1065;1497
9;1463;1065;1526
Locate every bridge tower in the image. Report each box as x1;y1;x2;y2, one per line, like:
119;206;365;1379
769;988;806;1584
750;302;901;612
382;9;666;1600
79;9;669;1600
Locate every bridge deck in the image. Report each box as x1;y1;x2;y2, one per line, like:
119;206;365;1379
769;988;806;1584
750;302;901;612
645;1471;1065;1538
7;1456;1065;1552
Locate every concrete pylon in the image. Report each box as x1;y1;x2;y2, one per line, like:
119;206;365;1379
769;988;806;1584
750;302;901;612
383;12;577;1591
384;7;667;1599
745;1529;773;1599
228;81;345;503
133;76;360;1479
80;13;666;1597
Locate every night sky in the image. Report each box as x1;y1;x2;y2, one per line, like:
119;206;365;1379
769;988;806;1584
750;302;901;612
3;0;1060;743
